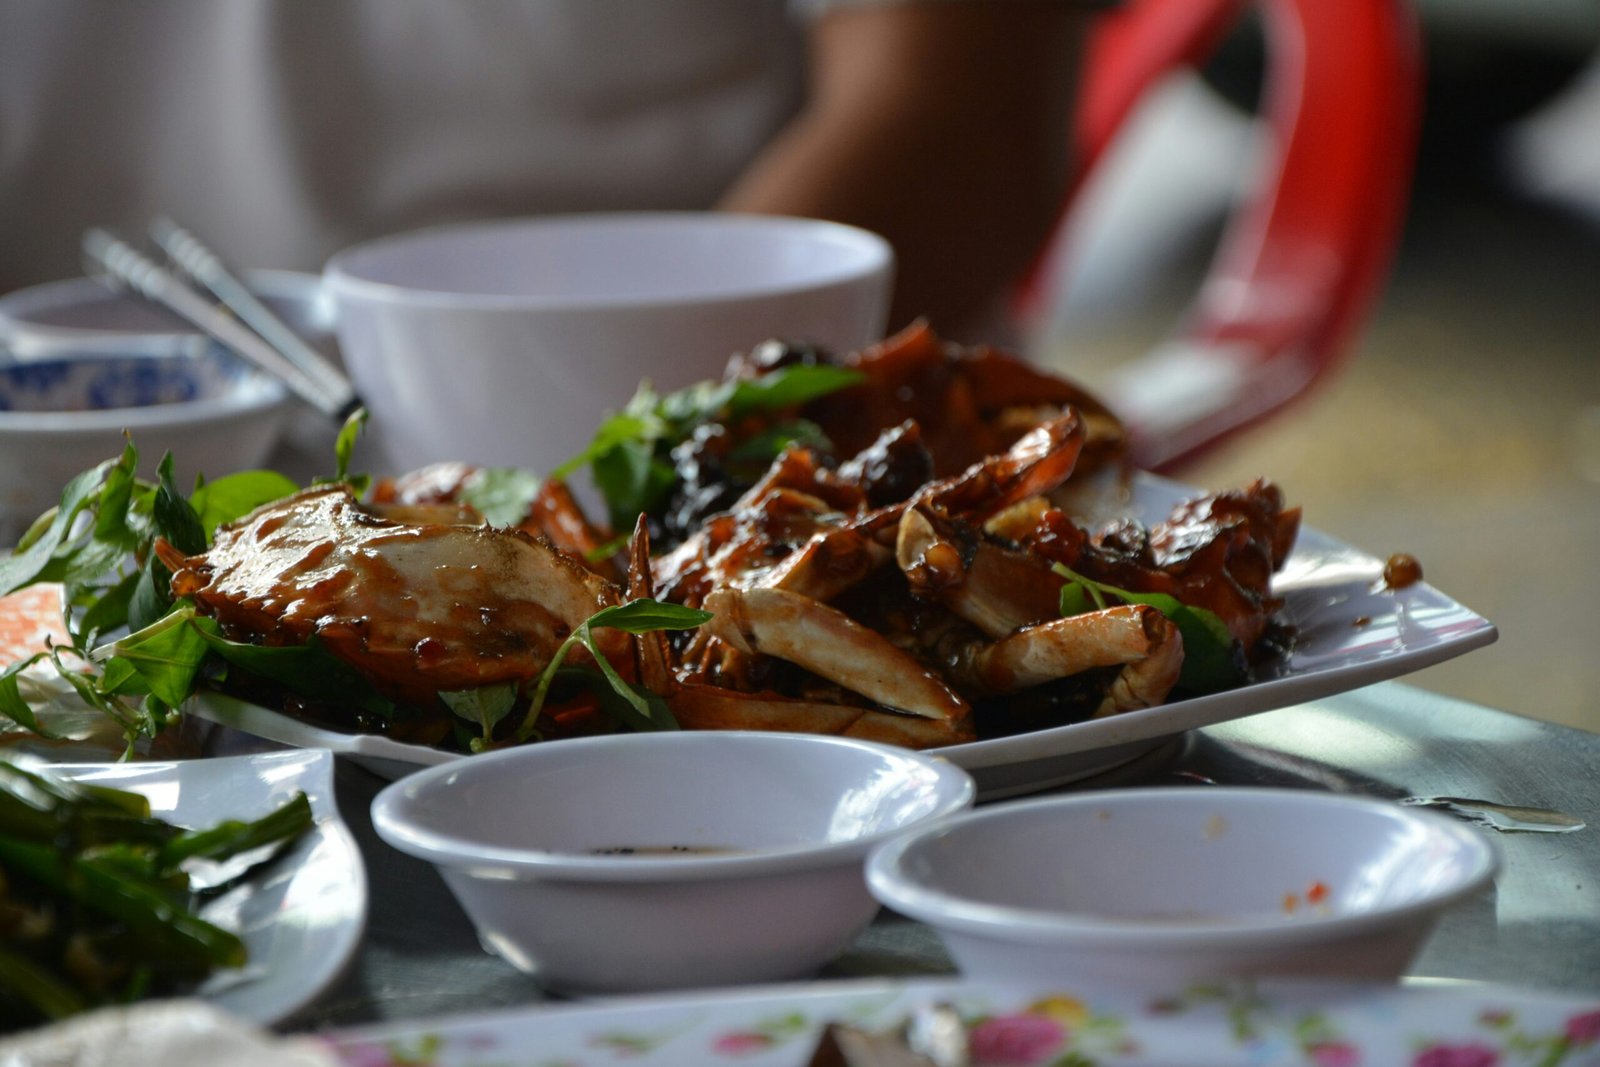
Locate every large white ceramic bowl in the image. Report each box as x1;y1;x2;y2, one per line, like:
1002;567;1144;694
370;731;973;995
323;212;894;477
0;348;290;542
866;787;1498;987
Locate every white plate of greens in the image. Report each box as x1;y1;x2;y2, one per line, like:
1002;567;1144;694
33;749;366;1026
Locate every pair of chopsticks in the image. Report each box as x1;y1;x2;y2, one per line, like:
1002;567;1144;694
82;221;361;422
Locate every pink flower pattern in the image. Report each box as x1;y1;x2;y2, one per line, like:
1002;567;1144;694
1413;1042;1501;1067
1306;1040;1362;1067
712;1032;774;1055
966;1014;1069;1065
1565;1010;1600;1045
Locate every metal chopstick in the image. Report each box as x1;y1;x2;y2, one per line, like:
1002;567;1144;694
82;228;361;422
149;217;353;403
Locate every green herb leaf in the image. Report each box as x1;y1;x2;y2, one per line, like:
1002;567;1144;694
108;605;214;709
584;599;714;634
151;455;207;556
554;365;863;531
189;471;300;538
440;684;519;751
512;597;707;742
126;557;174;635
1052;564;1246;693
459;467;543;527
722;365;864;418
193;624;395;717
0;654;57;737
0;459;118;597
333;407;367;482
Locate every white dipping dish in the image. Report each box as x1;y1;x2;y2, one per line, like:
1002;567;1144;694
866;787;1498;987
323;212;894;477
370;731;973;995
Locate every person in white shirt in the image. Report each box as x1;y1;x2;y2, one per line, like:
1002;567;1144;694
0;0;1088;336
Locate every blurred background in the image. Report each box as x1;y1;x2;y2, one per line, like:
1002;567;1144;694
1032;0;1600;734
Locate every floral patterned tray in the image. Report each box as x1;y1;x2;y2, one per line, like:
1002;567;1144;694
321;977;1600;1067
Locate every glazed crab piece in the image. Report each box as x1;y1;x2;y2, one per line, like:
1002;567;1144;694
626;521;974;747
949;604;1184;717
699;585;970;725
786;320;1128;480
157;485;628;707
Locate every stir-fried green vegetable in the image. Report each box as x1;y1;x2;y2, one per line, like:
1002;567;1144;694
0;759;312;1029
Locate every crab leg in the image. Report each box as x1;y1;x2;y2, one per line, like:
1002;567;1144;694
896;506;1065;638
952;604;1184;716
701;586;970;724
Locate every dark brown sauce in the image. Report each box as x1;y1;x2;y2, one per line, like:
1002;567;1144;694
1382;552;1424;591
589;845;742;856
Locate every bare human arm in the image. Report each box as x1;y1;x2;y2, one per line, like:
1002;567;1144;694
718;0;1089;338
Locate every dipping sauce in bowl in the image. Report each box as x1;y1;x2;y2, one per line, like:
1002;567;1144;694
866;787;1498;986
370;731;974;994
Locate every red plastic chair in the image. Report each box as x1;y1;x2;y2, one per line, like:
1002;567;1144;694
1026;0;1423;473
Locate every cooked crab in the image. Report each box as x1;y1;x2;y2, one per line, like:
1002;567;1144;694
155;485;628;709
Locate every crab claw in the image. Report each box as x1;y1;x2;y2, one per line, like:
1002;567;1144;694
952;603;1184;717
700;586;971;726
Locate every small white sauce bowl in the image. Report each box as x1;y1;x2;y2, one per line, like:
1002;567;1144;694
866;787;1498;986
370;731;974;995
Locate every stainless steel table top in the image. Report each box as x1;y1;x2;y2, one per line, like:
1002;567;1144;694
288;680;1600;1030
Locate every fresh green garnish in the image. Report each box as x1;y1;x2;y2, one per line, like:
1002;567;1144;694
458;467;544;527
509;598;713;746
0;427;384;751
1052;563;1245;693
552;365;863;531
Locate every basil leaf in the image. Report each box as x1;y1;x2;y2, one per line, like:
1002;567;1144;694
591;438;675;531
190;471;300;537
549;410;661;481
0;459;117;596
513;597;705;742
575;625;678;732
1053;564;1246;693
554;365;863;531
127;557;174;634
459;467;543;527
334;407;366;482
90;442;142;548
72;570;141;648
585;599;713;634
0;654;56;737
193;625;395;717
110;605;213;708
723;366;863;418
151;454;207;555
440;684;519;751
97;655;149;698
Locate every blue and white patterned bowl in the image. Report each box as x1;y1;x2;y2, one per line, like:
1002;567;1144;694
0;347;291;541
0;348;263;414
